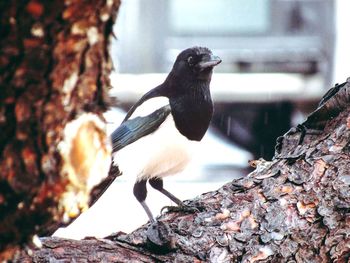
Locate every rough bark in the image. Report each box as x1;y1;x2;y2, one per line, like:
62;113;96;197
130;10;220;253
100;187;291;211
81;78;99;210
0;0;120;260
18;80;350;262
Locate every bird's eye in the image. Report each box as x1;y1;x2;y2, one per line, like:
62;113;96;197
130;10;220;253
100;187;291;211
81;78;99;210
187;56;194;66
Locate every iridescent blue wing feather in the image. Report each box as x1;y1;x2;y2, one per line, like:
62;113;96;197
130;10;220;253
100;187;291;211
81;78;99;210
111;105;171;152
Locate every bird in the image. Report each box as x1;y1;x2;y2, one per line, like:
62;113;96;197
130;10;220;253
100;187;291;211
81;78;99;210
111;46;221;224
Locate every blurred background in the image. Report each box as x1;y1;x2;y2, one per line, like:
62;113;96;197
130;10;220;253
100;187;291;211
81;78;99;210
55;0;350;238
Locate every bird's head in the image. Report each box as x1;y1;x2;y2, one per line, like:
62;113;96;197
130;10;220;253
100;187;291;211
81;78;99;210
122;47;221;122
170;46;222;82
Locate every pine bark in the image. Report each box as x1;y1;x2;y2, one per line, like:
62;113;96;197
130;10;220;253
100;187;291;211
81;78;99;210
0;0;120;260
18;81;350;262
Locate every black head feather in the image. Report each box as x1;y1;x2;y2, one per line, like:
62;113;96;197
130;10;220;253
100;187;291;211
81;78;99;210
122;46;221;141
168;46;221;86
164;47;221;140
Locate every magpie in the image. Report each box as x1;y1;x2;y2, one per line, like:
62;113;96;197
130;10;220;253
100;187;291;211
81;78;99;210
111;47;221;224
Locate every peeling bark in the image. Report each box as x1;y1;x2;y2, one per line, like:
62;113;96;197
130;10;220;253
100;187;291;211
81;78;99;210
18;81;350;262
0;0;120;260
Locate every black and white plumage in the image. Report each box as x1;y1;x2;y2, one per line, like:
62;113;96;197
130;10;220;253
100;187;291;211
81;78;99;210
111;47;221;223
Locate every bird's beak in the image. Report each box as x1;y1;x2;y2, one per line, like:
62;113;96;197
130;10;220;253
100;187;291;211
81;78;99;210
197;54;222;71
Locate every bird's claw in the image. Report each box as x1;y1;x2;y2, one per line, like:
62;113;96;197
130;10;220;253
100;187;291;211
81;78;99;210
146;221;175;251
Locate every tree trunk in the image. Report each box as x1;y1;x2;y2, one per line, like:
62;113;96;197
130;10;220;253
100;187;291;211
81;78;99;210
0;0;120;260
18;80;350;262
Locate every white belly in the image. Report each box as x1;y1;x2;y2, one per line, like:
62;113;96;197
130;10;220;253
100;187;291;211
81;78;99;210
113;98;199;181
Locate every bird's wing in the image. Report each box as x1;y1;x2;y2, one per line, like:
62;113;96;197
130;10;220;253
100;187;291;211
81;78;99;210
111;105;171;152
122;84;165;123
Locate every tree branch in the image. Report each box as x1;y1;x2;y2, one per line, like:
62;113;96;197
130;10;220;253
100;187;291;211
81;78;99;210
18;79;350;262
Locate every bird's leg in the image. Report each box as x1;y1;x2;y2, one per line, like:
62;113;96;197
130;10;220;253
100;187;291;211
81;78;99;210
134;179;175;248
133;180;155;224
149;178;200;214
149;177;183;205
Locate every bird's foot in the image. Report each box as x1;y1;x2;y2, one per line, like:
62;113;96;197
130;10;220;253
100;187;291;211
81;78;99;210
146;221;175;252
